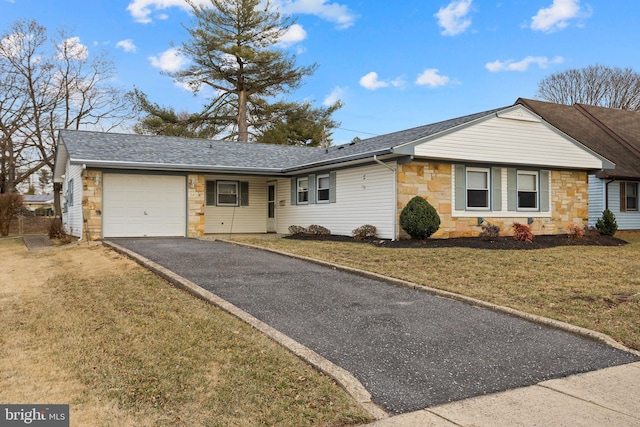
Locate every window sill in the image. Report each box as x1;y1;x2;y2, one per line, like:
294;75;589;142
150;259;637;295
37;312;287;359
452;211;551;218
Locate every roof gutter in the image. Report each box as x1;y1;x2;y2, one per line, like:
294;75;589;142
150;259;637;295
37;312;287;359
282;148;394;173
373;155;396;172
71;159;283;175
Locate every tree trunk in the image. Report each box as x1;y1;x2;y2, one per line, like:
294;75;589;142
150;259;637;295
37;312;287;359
237;90;249;142
53;182;62;218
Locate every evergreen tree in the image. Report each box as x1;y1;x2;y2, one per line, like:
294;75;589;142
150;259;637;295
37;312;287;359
172;0;320;142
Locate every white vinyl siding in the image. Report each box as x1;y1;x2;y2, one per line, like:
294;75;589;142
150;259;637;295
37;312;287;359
103;174;186;237
276;163;397;239
204;175;267;234
588;175;605;228
413;111;604;170
605;180;640;230
62;161;83;237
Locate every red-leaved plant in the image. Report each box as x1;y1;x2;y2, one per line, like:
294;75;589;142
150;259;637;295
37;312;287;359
566;223;584;240
512;222;534;243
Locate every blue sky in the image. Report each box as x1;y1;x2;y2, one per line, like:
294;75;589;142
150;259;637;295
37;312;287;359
2;0;640;144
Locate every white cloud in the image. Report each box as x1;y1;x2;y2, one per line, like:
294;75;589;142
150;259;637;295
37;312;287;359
127;0;208;24
0;33;26;59
415;69;451;87
149;47;188;72
435;0;473;36
359;72;404;90
485;56;564;72
58;37;89;60
277;24;307;47
116;39;137;53
277;0;358;29
360;72;388;90
323;86;345;106
530;0;591;33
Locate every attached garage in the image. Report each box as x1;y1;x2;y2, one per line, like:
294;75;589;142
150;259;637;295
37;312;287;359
102;173;186;237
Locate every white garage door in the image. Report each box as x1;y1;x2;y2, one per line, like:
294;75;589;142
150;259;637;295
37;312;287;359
103;173;186;237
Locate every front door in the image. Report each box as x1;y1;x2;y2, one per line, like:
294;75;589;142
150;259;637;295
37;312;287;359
267;182;276;232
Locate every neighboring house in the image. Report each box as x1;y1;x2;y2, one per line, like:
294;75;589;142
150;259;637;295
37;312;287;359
517;98;640;230
53;104;612;240
22;194;54;216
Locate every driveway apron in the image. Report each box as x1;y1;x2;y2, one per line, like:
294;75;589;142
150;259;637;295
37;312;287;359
109;237;639;415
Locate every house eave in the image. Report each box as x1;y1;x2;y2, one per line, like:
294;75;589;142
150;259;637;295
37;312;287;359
71;159;284;175
282;148;395;173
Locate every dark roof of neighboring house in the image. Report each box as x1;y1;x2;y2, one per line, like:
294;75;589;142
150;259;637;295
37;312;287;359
23;194;54;203
56;106;506;174
517;98;640;179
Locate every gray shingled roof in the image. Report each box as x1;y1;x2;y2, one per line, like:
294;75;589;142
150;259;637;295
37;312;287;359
58;106;507;174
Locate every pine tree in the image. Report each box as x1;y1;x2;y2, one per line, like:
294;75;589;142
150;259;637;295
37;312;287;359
174;0;318;142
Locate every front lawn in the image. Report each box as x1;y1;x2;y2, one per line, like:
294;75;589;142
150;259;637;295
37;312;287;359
227;232;640;351
0;239;373;426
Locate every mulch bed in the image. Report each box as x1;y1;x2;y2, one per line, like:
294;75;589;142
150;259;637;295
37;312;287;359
286;233;628;250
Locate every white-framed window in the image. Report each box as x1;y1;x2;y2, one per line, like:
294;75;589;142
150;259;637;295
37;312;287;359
517;171;538;210
317;174;330;203
297;177;309;204
217;181;238;206
466;168;490;209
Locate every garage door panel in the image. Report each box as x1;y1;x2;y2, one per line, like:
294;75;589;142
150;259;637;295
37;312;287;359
103;174;186;237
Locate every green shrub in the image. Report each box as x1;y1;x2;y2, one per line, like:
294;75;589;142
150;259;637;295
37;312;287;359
512;222;533;243
287;225;307;236
306;224;331;237
596;209;618;236
351;224;377;241
399;196;440;239
479;223;500;241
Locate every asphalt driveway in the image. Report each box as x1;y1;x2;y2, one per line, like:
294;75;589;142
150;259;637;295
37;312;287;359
108;237;639;415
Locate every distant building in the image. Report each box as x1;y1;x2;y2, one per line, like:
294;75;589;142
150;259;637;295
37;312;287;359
22;194;54;216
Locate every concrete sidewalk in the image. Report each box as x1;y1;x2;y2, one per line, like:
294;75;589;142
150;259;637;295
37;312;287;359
366;361;640;426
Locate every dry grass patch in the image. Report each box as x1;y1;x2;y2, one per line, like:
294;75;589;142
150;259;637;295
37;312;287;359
228;232;640;351
0;239;373;426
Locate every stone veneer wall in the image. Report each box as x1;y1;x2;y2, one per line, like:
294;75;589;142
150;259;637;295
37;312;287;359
187;174;205;237
397;161;589;239
81;170;103;241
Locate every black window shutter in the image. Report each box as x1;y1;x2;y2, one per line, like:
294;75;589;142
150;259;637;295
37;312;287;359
240;181;249;206
291;178;297;205
620;181;626;212
206;181;216;206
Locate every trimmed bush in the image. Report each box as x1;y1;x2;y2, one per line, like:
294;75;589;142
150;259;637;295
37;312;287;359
0;193;23;236
287;225;307;236
306;224;331;237
352;224;377;241
479;223;500;241
596;209;618;236
512;222;534;243
566;224;584;240
399;196;440;239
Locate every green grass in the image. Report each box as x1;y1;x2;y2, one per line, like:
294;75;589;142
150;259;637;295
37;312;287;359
1;241;373;426
228;232;640;351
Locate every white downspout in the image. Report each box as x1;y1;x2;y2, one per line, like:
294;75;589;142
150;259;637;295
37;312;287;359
373;155;398;240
